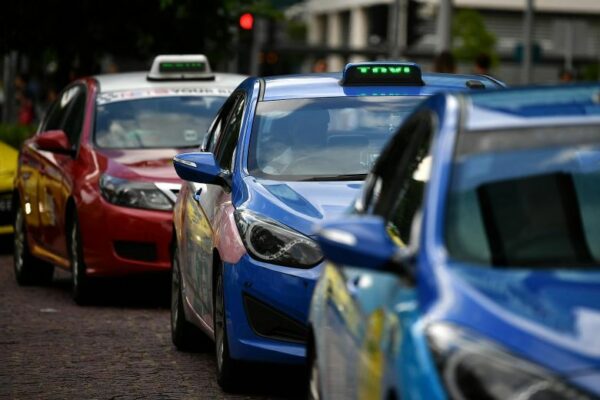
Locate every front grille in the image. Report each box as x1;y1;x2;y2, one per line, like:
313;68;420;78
0;192;13;226
114;241;157;262
243;293;307;344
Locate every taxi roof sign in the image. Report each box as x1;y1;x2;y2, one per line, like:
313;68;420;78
147;54;214;81
341;62;424;86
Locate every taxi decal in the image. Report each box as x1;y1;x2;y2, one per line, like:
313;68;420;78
97;87;233;105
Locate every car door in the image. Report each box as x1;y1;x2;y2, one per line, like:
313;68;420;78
182;91;246;328
38;84;87;260
19;86;80;255
320;111;436;399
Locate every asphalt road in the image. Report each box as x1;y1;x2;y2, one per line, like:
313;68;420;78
0;237;305;400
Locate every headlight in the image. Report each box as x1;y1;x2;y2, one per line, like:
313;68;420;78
234;209;322;268
99;174;172;211
427;323;594;400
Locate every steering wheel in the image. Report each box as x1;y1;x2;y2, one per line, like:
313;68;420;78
281;154;334;175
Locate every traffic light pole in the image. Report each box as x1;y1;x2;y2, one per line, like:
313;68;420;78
521;0;534;84
390;0;407;59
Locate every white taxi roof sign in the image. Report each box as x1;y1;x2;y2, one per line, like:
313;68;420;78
147;54;214;81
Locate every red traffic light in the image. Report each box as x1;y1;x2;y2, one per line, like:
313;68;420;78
239;13;254;30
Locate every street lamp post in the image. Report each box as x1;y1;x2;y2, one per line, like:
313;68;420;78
522;0;534;84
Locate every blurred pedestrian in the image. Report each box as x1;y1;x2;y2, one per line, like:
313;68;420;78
16;90;35;126
559;69;575;83
14;74;35;126
312;58;328;73
474;53;492;75
433;51;456;73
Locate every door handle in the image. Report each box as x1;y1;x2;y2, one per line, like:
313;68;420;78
193;187;202;202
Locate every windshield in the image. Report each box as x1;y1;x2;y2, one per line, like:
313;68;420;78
94;96;226;149
446;124;600;268
247;97;422;181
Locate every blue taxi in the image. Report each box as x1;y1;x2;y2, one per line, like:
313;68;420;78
170;62;504;390
309;84;600;399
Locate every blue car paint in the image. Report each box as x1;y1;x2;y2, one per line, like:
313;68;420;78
309;84;600;399
175;65;506;367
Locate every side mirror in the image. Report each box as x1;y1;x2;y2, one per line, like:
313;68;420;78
317;215;398;270
35;130;74;156
173;152;230;188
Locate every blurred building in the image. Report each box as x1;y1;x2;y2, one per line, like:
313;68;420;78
290;0;600;83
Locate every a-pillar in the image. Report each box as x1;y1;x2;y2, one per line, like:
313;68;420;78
349;7;368;63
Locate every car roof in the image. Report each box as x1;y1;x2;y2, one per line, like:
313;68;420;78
93;71;247;93
261;72;502;101
464;83;600;131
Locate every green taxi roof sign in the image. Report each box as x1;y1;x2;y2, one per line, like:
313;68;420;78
341;62;424;86
147;54;214;81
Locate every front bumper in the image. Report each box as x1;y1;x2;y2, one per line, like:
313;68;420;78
223;254;323;364
78;198;173;277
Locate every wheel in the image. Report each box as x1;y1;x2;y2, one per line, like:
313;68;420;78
70;213;91;305
214;263;242;392
307;338;322;400
13;202;54;285
171;244;210;351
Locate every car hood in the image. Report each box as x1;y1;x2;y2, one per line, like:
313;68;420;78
238;177;363;236
438;264;600;374
97;148;183;183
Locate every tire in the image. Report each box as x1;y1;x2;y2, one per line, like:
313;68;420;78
70;212;91;305
214;263;242;392
13;202;54;286
307;338;322;400
171;244;210;351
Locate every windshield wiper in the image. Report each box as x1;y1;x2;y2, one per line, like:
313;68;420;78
299;174;367;181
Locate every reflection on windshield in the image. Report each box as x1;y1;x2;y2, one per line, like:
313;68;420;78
248;96;422;181
446;125;600;268
95;96;226;149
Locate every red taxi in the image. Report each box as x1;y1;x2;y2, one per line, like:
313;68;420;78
12;55;245;303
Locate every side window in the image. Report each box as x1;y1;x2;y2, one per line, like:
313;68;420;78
41;101;67;132
62;86;87;146
40;85;87;147
214;94;246;172
358;116;422;214
374;112;435;247
204;95;238;153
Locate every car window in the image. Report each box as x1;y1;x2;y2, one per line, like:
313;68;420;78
95;95;226;149
62;85;87;146
247;97;422;181
446;123;600;268
203;94;240;153
214;94;246;171
41;85;86;147
371;111;435;247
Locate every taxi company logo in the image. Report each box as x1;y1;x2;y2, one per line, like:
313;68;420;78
356;66;411;74
96;88;232;105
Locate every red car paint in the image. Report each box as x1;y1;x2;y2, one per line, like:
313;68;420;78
15;77;211;277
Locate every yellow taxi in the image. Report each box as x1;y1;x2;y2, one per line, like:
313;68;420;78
0;140;18;234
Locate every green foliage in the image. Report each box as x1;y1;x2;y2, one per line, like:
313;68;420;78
0;124;36;150
4;0;283;86
287;20;307;43
582;63;600;81
452;10;498;66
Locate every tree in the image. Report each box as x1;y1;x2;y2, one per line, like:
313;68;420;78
2;0;281;89
452;10;498;67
